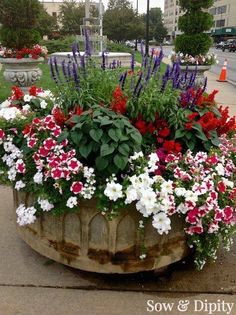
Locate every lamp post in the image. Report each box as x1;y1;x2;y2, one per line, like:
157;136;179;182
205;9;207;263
135;0;139;51
145;0;150;56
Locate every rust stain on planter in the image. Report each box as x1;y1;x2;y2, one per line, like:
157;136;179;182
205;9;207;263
48;240;80;264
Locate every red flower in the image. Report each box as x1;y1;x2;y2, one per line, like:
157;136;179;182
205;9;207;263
0;129;5;139
53;108;67;126
188;112;199;121
135;119;147;135
163;140;182;154
70;181;83;194
111;86;127;114
158;127;170;138
185;122;193;130
11;86;24;100
217;181;226;193
75;106;83;116
29;86;37;96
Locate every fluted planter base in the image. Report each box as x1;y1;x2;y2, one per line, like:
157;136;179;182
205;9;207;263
180;65;211;86
0;57;43;93
13;190;189;274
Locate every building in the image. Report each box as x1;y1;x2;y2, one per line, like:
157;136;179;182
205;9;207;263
164;0;236;42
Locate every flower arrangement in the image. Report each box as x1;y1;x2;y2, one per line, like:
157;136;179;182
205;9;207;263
0;45;48;60
170;52;218;66
0;48;235;270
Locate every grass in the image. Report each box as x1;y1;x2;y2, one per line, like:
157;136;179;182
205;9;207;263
0;52;166;102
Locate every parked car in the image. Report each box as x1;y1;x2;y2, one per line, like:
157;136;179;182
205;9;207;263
216;41;225;49
125;40;135;48
222;39;236;52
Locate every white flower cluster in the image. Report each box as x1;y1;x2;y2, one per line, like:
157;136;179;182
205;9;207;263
104;152;172;235
16;204;37;226
38;198;54;212
80;167;96;199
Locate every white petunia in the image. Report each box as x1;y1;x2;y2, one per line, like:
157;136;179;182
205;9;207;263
0;107;22;121
104;181;123;201
215;163;225;176
152;212;171;235
174;187;187;197
16;204;37;226
38;198;54;212
66;196;77;208
15;180;26;191
33;172;43;184
40;100;47;109
125;185;138;204
23;95;33;102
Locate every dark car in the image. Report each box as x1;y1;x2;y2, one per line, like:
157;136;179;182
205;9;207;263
222;39;236;52
216;41;225;49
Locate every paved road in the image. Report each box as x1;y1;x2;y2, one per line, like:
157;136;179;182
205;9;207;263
160;46;236;84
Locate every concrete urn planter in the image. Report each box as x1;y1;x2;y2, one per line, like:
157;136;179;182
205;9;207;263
180;65;211;86
13;190;189;274
0;57;43;93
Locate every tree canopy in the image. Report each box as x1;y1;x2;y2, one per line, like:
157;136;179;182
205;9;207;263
103;0;144;42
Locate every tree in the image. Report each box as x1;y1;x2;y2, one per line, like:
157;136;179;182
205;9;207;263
0;0;41;49
142;8;167;43
175;0;214;56
103;0;144;42
59;0;98;35
36;3;58;37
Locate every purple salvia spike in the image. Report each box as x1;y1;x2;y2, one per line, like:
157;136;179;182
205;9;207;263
84;29;91;56
202;77;208;93
145;66;151;83
101;51;106;70
137;84;143;98
130;52;135;72
49;57;58;84
121;71;128;90
133;71;143;96
72;62;79;89
72;42;78;64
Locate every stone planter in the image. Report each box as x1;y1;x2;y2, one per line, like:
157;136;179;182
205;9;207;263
0;57;44;93
13;190;189;274
180;65;211;86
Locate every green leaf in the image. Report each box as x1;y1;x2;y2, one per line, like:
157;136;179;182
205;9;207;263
130;131;142;144
70;131;83;146
118;143;130;156
100;118;113;126
175;129;186;139
192;123;203;133
108;129;119;142
188;138;196;151
89;129;103;142
79;143;92;158
95;156;109;171
196;132;208;142
100;144;115;156
114;154;128;170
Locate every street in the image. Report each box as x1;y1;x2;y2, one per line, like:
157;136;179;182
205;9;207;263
161;46;236;84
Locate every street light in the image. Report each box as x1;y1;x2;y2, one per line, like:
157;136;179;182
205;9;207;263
145;0;150;56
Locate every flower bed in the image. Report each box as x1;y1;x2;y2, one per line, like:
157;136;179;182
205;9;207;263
0;50;236;271
0;45;48;60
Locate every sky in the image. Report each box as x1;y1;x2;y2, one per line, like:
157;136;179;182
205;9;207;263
102;0;165;13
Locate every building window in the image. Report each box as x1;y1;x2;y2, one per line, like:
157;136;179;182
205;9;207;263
216;19;225;27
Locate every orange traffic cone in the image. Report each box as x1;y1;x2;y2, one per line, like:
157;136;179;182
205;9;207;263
217;59;228;82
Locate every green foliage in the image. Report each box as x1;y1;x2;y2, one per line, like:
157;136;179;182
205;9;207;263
103;0;144;42
141;8;167;43
40;36;79;54
175;0;214;56
175;34;213;56
179;0;214;10
0;0;41;49
36;3;58;37
58;1;98;35
68;105;142;176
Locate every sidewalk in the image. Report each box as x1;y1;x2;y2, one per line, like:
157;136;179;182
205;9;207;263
0;185;236;314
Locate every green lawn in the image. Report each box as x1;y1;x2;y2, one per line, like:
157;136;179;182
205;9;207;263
0;53;166;102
